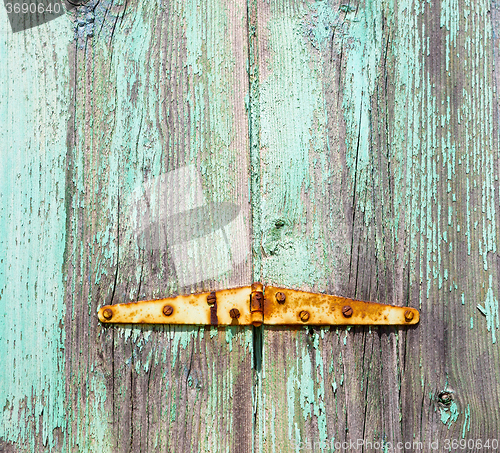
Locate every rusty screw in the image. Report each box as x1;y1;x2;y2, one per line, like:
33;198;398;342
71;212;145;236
404;310;414;322
229;308;241;319
342;305;353;318
163;305;174;316
102;308;113;320
207;291;216;305
276;292;286;304
299;310;310;322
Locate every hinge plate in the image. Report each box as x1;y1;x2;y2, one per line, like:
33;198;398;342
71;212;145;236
98;283;419;326
98;286;253;326
264;286;418;325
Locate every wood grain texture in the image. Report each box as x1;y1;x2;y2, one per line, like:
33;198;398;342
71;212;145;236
254;0;500;450
2;0;253;451
0;11;73;452
3;0;500;451
64;1;253;451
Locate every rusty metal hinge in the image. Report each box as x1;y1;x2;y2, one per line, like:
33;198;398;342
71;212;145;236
98;283;419;327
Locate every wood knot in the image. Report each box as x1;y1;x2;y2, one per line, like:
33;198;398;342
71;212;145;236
438;391;454;406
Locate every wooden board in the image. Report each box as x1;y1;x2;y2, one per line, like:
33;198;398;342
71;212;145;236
254;0;500;449
0;9;73;452
3;0;500;451
1;1;253;451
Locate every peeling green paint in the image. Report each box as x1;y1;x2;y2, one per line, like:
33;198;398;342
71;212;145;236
481;275;500;343
462;404;471;438
3;0;500;449
308;0;339;50
440;400;460;429
260;9;328;286
0;12;72;450
258;0;500;447
343;1;384;212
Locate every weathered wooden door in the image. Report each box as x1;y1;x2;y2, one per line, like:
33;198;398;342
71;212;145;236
2;0;500;452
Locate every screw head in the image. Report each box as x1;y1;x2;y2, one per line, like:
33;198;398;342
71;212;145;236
276;292;286;304
229;308;241;319
207;292;216;305
163;305;174;316
342;305;353;318
404;310;414;322
299;310;310;322
102;308;113;320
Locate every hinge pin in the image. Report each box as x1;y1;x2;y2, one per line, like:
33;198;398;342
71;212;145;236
250;282;264;327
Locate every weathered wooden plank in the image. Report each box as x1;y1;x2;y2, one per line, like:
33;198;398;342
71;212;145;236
2;0;253;451
254;0;500;450
4;0;500;451
63;1;253;451
0;10;73;452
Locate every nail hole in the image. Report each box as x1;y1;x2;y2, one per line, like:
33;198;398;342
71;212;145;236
275;219;285;229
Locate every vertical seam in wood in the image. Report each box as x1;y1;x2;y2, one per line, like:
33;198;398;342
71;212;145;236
248;0;262;282
247;1;263;451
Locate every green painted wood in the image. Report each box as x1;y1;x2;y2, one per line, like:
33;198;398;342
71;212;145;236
253;0;500;450
3;0;500;451
0;13;73;452
1;1;253;451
